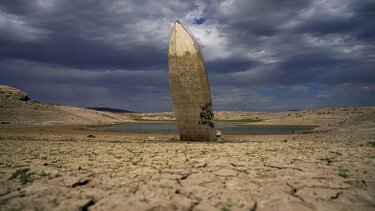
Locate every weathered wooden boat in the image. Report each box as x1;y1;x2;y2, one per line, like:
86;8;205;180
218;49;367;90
168;20;217;141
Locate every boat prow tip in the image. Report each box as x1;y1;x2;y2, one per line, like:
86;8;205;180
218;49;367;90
173;19;181;28
175;19;186;26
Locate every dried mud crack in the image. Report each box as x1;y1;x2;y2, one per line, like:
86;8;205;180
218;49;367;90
250;200;257;211
80;198;96;211
0;106;374;210
330;191;342;200
72;179;91;188
286;182;305;202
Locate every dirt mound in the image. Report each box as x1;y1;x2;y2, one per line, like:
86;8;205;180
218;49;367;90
0;85;131;125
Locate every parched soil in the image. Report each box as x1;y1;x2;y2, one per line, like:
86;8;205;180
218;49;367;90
0;112;374;211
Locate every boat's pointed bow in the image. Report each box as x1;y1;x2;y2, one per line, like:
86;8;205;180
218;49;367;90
168;21;199;57
167;20;217;141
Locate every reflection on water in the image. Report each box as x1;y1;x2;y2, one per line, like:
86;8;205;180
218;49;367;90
102;122;315;135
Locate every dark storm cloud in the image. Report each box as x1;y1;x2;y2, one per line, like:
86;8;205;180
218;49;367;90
207;0;375;110
0;0;188;70
207;0;374;109
1;39;167;69
206;58;258;74
0;59;168;88
0;0;374;111
293;0;375;40
209;0;312;37
0;0;193;111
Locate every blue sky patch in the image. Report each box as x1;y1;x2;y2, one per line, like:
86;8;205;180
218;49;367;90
193;18;205;25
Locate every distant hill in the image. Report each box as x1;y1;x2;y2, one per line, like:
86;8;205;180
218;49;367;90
0;85;132;125
86;107;134;113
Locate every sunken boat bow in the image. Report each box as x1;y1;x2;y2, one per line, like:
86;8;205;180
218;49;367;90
168;20;217;141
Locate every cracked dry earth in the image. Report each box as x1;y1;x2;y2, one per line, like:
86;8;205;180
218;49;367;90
1;117;375;211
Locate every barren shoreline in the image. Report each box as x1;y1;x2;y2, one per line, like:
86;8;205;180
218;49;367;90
1;86;375;210
1;109;375;210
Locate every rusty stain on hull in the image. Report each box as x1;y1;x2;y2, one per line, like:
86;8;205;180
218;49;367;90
168;20;216;141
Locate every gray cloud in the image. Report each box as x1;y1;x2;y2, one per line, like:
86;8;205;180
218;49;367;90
0;0;374;111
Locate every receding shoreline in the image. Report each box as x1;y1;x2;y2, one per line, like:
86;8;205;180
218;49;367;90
1;86;375;210
1;113;374;210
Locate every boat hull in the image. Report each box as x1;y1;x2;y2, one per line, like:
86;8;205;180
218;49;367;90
168;20;216;141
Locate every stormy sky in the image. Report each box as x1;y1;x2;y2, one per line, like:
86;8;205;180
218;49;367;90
0;0;374;112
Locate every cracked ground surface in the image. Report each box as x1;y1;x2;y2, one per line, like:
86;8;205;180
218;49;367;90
0;114;375;211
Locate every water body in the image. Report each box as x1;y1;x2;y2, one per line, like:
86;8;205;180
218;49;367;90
102;122;315;135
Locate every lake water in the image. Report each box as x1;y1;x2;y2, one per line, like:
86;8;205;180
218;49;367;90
102;122;315;135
